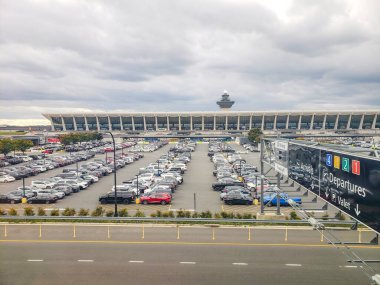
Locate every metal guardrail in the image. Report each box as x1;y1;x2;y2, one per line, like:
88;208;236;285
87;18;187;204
0;216;358;226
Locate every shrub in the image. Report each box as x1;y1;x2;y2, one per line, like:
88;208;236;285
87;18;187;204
134;209;145;217
335;211;346;221
150;212;157;217
289;211;300;220
242;213;253;219
62;208;76;216
162;211;174;218
234;212;243;219
214;213;222;219
0;208;6;216
199;210;212;218
105;210;114;217
191;212;199;218
78;208;89;216
322;213;329;220
91;206;104;217
220;211;233;219
24;207;35;216
176;209;185;218
37;207;46;216
8;208;18;216
50;209;60;216
118;208;129;217
184;211;191;218
155;210;162;217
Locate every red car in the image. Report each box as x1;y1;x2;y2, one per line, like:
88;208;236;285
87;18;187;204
140;193;171;205
42;149;53;154
104;147;114;152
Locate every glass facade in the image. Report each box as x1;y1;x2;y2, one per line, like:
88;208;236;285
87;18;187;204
276;115;287;129
363;115;375;129
122;117;133;130
180;116;191;130
63;117;74;131
52;117;63;131
74;117;85;131
350;115;361;129
313;115;324;129
157;117;168;130
192;116;202;130
204;116;214;130
215;116;226;130
252;116;262;128
288;115;300;129
239;116;250;130
227;116;238;130
337;115;349;129
264;116;275;130
110;116;121;130
49;112;379;132
300;115;312;129
168;117;179;130
145;117;156;131
325;115;337;129
133;116;144;131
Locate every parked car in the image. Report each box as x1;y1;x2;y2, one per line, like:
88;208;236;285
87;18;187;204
140;193;171;205
263;193;302;207
223;192;253;205
99;191;135;204
31;180;56;189
0;194;22;204
0;174;16;183
27;194;58;204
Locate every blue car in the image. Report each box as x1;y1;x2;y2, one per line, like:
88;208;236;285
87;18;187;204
263;193;302;207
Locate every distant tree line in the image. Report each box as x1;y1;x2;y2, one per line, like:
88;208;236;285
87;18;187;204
58;132;103;146
0;138;34;156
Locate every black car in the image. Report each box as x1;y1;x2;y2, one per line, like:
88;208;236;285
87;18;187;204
223;192;253;205
212;178;244;191
27;194;58;204
99;191;135;204
0;194;22;204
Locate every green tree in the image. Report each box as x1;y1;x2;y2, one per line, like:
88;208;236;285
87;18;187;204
0;138;14;156
248;128;263;144
14;140;34;154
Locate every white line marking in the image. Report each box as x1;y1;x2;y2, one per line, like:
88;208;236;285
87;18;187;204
180;262;196;264
232;263;248;266
129;261;144;263
27;259;43;262
344;265;358;268
78;260;94;262
285;264;302;267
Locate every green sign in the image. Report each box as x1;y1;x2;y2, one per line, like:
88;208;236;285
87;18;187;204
342;157;350;172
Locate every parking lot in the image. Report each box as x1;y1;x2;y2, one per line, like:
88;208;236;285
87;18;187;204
0;141;353;219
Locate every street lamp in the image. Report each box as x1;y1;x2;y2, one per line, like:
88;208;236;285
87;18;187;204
105;131;118;217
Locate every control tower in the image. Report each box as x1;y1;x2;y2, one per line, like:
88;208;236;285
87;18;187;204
217;90;235;111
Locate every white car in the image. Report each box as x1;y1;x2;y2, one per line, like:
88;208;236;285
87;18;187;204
0;174;16;183
31;180;56;189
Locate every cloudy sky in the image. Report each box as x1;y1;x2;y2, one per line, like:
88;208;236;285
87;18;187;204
0;0;379;125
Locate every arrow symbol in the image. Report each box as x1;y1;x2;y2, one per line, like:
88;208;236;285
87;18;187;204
325;189;329;199
355;204;360;216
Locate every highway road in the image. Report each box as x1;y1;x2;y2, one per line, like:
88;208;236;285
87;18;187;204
1;236;379;285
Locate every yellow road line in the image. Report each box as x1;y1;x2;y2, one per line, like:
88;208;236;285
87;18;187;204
1;239;380;249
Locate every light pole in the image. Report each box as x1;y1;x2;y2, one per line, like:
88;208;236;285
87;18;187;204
157;159;160;176
105;131;118;217
21;177;27;204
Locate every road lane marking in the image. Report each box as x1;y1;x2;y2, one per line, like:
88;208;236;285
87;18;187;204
2;240;380;249
285;264;302;267
180;262;196;264
232;263;248;266
27;259;43;262
129;261;144;263
344;265;358;268
78;260;94;262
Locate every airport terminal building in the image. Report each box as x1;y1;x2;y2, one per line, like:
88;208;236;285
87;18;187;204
43;111;380;133
43;92;380;133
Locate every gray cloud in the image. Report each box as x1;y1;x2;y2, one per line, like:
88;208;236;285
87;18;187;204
0;0;379;125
